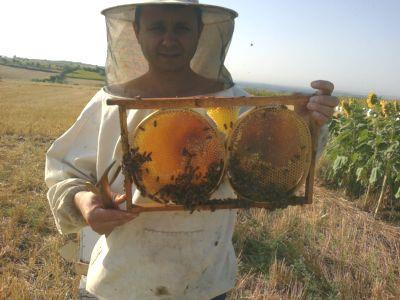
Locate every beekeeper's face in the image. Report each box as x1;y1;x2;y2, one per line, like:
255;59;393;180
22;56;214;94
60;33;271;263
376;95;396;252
134;5;202;72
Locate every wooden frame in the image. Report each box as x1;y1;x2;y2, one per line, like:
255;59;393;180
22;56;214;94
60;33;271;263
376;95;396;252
107;94;318;213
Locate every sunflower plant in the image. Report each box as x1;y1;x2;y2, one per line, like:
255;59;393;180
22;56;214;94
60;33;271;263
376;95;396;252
321;94;400;217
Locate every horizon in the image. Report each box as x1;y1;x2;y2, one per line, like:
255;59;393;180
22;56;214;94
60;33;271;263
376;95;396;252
1;0;399;97
1;53;396;99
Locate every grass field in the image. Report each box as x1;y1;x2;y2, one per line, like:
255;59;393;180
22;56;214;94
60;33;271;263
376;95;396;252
0;65;57;81
66;69;105;81
0;65;105;87
1;80;399;299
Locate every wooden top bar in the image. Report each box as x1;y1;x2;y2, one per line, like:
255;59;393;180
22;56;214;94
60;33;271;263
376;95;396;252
106;95;311;109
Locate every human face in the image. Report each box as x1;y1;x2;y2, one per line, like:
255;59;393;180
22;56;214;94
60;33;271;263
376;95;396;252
134;5;202;72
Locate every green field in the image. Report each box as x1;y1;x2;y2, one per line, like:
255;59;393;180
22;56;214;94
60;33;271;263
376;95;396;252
66;69;105;81
1;79;399;299
0;56;105;85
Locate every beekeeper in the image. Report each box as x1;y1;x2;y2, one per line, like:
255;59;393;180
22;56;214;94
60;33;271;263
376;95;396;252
45;1;339;299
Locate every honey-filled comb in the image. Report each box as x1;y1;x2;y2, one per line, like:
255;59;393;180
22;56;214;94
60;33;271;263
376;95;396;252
130;109;226;208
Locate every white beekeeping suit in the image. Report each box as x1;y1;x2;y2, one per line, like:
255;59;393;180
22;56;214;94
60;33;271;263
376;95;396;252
46;1;250;299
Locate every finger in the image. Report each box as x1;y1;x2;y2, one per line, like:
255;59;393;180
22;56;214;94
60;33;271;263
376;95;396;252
113;193;128;206
311;111;329;126
292;92;310;105
85;192;114;210
88;208;138;224
309;95;339;108
293;94;310;115
307;102;335;118
311;80;334;96
92;218;137;235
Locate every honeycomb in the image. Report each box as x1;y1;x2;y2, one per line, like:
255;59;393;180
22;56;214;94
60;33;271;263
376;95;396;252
226;106;312;202
130;109;226;205
206;107;240;135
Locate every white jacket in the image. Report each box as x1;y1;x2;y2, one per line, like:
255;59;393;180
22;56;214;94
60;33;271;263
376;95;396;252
46;85;250;300
45;85;328;299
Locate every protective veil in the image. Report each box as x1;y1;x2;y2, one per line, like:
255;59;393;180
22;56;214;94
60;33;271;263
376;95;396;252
101;0;238;96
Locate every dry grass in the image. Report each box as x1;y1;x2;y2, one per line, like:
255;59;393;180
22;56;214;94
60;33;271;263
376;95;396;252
0;80;97;299
1;80;399;299
0;65;55;81
231;188;400;299
0;80;99;137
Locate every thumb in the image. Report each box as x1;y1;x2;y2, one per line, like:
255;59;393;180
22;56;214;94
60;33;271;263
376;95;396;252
311;80;334;96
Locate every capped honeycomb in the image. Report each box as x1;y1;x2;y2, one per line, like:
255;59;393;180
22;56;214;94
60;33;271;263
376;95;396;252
130;109;226;206
227;106;312;202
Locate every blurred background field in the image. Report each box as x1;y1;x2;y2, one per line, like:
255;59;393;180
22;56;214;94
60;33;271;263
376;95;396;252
1;60;400;299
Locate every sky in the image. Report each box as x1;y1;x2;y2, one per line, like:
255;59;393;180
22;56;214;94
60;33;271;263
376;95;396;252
1;0;399;97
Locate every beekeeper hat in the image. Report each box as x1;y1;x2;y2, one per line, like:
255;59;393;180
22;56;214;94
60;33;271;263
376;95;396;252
101;0;238;96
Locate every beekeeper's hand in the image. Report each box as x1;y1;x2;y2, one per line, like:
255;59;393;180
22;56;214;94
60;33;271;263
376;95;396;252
74;191;138;235
295;80;339;126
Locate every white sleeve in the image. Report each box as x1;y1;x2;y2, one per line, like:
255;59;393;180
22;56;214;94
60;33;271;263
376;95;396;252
45;91;103;235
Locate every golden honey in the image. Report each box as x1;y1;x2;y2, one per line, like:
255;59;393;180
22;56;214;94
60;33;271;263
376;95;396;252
130;109;226;206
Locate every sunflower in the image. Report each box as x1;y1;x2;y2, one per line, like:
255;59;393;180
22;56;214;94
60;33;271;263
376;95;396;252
394;101;399;112
380;100;394;117
367;92;378;109
341;100;351;117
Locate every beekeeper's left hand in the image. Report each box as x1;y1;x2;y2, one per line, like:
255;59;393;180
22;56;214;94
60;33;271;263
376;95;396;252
295;80;339;126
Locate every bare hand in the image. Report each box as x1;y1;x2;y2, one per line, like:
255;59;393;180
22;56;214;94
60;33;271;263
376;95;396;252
74;191;138;235
295;80;339;126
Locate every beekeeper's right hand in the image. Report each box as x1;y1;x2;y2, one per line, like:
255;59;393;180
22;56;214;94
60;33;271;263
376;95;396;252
74;191;139;235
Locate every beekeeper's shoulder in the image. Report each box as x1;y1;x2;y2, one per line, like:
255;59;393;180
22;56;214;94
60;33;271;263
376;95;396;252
75;88;107;123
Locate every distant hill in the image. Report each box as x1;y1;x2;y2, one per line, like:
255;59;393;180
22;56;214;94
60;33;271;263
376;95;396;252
0;55;104;73
0;55;105;86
